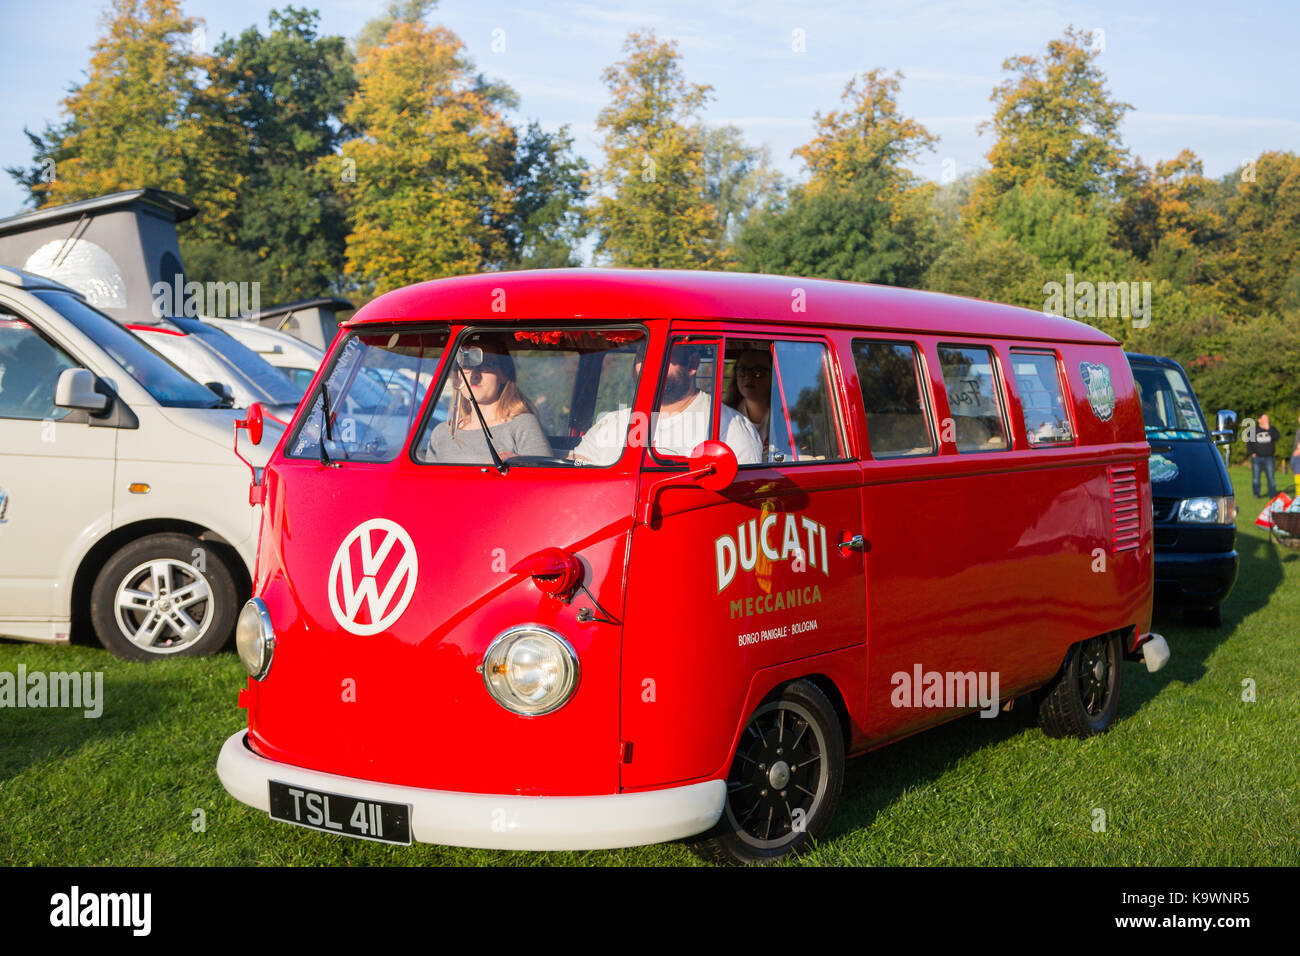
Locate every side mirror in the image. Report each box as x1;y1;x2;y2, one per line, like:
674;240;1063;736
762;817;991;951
205;381;235;404
1213;409;1236;445
54;368;108;413
687;439;739;491
638;439;739;526
238;402;265;446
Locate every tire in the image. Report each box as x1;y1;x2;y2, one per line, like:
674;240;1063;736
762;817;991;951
692;680;845;865
89;533;238;662
1185;604;1223;628
1035;632;1124;739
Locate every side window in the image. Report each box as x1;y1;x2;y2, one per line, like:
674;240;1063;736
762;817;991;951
1011;350;1074;446
852;339;935;458
721;339;843;465
937;344;1009;452
0;314;78;422
653;340;741;461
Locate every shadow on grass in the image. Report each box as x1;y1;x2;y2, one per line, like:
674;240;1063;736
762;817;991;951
0;666;187;782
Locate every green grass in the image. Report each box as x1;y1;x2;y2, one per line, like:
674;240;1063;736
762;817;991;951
3;464;1298;866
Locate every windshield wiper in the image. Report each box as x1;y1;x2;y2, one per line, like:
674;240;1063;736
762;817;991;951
457;366;508;474
318;382;338;468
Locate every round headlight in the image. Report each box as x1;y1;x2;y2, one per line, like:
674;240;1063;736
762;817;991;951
236;598;275;680
480;625;579;716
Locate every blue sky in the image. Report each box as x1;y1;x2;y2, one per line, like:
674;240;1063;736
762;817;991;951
1;0;1296;218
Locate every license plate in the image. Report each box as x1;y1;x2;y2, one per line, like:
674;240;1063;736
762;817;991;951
268;781;412;845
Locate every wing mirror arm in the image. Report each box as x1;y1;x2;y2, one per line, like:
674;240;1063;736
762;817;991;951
234;402;266;505
637;440;738;527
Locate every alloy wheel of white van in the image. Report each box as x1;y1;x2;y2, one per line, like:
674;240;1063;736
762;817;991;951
114;558;214;653
90;532;239;662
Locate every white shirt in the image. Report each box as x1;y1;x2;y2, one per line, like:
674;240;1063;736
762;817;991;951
572;390;763;466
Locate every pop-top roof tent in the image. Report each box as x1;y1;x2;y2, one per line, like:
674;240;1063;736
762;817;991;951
0;188;196;322
247;296;353;351
0;188;305;408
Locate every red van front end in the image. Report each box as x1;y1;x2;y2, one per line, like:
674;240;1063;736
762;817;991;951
217;314;727;850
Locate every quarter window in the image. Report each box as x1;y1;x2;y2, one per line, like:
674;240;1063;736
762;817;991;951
851;339;935;458
1011;351;1074;446
937;345;1009;452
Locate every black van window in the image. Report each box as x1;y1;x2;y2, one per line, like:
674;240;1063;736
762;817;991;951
938;345;1009;452
851;339;935;459
1010;351;1074;446
1131;364;1207;438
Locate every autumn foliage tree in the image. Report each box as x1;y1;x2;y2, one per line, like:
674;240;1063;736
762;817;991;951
10;0;245;244
593;32;724;268
332;14;518;296
971;26;1131;217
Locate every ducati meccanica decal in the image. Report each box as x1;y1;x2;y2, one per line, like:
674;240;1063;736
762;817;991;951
328;518;419;636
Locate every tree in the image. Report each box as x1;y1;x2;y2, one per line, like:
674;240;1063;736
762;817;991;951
7;0;244;243
506;122;590;269
333;12;517;296
593;31;723;268
700;124;782;249
183;7;356;301
795;70;937;196
734;70;938;285
972;27;1131;216
1211;151;1300;313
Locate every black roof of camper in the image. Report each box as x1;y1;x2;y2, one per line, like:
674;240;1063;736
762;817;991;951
0;188;198;234
249;297;354;319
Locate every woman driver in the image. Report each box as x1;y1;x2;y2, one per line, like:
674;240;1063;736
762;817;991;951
426;342;553;463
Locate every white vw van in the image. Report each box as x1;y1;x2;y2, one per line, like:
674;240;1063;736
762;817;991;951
0;267;278;660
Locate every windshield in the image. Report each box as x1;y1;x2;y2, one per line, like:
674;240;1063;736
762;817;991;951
287;327;447;463
33;290;221;408
1131;363;1207;439
413;327;647;467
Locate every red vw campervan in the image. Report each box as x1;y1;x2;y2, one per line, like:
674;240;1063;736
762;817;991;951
217;270;1167;864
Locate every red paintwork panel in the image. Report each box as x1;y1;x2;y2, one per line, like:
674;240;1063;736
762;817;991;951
241;271;1153;799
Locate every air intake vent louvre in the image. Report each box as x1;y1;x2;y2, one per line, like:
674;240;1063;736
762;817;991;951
1109;465;1140;553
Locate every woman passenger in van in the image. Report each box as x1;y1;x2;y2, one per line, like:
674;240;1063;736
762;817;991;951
725;347;774;457
426;343;554;463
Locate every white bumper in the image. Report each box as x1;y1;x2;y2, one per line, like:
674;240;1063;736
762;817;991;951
217;731;726;851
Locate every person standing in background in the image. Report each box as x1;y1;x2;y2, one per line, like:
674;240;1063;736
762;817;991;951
1247;412;1281;498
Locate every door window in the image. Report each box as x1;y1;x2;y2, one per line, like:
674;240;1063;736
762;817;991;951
0;314;78;421
719;338;845;465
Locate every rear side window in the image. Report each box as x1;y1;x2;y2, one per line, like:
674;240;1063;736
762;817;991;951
1010;351;1074;446
852;339;934;459
938;345;1009;452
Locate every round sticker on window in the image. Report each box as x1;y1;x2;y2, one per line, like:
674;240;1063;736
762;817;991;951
1079;362;1115;422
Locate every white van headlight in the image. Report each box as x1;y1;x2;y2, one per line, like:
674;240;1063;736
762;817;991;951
480;625;579;716
1177;496;1232;524
237;598;276;680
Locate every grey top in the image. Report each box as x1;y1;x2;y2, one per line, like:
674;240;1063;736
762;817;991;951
427;413;554;463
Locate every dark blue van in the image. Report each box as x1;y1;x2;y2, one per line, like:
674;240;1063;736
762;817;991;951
1126;353;1238;626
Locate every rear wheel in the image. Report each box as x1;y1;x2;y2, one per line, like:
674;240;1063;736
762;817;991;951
692;680;844;865
89;533;238;662
1036;632;1124;739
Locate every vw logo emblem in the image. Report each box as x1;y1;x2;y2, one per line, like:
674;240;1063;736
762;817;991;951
328;518;419;636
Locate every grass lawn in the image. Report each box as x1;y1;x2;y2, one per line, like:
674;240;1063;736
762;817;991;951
2;464;1297;866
